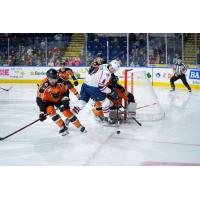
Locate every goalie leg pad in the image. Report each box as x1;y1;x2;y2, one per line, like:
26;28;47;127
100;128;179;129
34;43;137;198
127;102;137;113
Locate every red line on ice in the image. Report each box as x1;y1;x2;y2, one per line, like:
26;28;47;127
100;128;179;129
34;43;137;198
142;161;200;166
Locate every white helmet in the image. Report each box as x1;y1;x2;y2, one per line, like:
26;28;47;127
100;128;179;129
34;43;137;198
109;60;120;71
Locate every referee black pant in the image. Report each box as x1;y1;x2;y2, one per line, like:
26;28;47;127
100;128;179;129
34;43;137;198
170;74;191;90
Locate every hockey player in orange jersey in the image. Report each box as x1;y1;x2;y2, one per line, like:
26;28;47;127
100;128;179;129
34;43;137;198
57;63;80;99
36;69;86;136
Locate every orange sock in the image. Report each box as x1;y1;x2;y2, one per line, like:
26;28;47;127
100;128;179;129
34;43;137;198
56;118;64;127
47;106;64;128
62;109;81;128
70;87;80;98
92;102;103;117
70;87;78;95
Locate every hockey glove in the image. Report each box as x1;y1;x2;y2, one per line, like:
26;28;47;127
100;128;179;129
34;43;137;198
39;112;47;121
109;90;119;100
74;80;79;86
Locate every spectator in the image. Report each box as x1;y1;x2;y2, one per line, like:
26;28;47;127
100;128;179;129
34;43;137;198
87;52;94;65
54;59;61;66
74;57;81;66
27;47;33;56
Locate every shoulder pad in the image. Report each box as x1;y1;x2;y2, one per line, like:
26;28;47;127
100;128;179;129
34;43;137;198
39;81;49;93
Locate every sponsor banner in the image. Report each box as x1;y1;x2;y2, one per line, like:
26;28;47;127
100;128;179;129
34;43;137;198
0;66;90;80
128;67;200;87
0;66;135;80
0;67;48;80
0;66;200;88
189;69;200;80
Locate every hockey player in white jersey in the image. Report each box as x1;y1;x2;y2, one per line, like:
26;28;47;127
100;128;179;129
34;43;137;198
73;60;120;124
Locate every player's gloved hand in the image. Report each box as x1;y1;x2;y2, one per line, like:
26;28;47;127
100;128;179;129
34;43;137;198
61;96;70;103
120;87;125;93
109;90;119;100
74;80;79;86
39;112;47;122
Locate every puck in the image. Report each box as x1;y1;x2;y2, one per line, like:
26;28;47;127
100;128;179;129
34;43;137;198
116;130;121;134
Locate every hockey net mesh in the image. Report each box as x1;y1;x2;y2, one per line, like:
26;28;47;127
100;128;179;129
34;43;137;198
124;70;165;121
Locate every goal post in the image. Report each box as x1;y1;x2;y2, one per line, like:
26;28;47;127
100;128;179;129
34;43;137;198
124;69;165;121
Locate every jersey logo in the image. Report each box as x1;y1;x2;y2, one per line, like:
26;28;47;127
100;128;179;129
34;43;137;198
50;92;60;99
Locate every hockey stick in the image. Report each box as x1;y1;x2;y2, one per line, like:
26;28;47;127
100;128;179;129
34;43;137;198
0;106;61;141
131;116;142;126
131;102;158;126
119;104;142;126
0;86;13;92
0;118;40;141
136;103;157;110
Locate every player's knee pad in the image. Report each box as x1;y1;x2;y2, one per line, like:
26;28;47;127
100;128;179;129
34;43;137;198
60;97;70;112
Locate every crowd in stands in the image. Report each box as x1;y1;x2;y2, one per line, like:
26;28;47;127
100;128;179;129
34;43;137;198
129;33;147;66
0;33;80;67
0;33;195;67
167;33;182;65
197;48;200;65
148;34;166;65
0;34;8;66
87;34;127;66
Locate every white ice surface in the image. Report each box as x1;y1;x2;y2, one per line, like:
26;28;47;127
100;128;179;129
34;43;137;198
0;84;200;166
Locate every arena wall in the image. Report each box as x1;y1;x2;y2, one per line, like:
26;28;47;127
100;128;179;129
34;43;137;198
0;66;200;90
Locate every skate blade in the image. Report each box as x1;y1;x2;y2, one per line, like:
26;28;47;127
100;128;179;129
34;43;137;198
60;131;69;136
81;129;88;133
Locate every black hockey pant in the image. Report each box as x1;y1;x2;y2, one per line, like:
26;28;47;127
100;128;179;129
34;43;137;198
170;74;191;90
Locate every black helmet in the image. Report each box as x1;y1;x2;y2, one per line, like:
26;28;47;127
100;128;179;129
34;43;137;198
178;56;182;60
46;69;58;79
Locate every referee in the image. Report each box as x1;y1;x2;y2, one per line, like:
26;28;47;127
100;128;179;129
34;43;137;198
170;57;192;92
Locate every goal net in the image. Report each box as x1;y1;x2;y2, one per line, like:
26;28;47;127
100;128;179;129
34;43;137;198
123;69;165;121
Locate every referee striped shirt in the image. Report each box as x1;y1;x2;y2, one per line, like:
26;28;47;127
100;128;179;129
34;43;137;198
174;63;186;75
